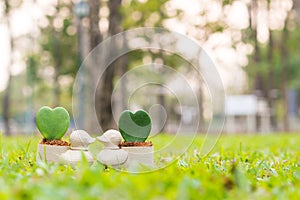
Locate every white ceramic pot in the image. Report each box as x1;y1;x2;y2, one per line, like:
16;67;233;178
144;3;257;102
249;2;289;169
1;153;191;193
36;144;69;163
122;146;154;167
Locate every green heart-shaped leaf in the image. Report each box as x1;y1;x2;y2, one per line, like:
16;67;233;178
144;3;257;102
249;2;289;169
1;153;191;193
36;106;70;140
118;110;152;142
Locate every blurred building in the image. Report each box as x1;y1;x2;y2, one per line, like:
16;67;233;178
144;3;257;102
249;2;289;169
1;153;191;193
225;95;271;133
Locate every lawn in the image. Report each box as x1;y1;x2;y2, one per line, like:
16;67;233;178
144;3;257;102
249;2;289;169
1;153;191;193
0;133;300;200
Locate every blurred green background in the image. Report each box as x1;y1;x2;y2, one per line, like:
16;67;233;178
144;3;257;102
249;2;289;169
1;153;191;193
1;1;300;199
1;0;300;135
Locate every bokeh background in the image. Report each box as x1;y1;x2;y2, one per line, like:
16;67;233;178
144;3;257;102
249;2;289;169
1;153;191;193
1;0;300;135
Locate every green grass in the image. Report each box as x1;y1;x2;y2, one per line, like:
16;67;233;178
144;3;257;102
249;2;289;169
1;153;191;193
0;133;300;200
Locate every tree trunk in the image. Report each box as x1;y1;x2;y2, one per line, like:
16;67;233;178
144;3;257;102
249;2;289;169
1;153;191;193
294;0;300;23
3;75;12;136
2;0;13;136
89;0;102;48
119;50;128;111
53;32;62;107
281;19;290;132
266;30;277;131
88;0;103;132
53;66;61;107
198;85;205;133
251;0;262;92
96;0;122;131
250;0;261;132
266;0;276;131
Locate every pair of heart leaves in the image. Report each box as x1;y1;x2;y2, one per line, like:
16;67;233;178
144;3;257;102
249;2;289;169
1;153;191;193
36;106;151;142
118;110;152;142
36;106;70;140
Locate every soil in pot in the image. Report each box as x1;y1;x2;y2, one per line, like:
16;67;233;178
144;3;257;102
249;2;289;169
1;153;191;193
119;141;152;147
40;138;70;146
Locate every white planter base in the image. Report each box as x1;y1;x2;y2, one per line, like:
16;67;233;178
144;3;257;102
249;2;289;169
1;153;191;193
97;149;128;166
36;144;69;163
122;146;154;167
60;150;94;166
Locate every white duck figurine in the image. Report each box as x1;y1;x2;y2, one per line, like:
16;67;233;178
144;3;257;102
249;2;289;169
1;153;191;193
60;130;96;166
97;129;128;166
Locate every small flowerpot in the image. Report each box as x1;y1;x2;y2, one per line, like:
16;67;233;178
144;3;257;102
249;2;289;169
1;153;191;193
36;144;69;163
122;146;154;167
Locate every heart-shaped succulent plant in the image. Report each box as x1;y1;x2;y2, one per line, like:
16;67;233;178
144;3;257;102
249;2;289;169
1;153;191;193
118;110;152;142
36;106;70;141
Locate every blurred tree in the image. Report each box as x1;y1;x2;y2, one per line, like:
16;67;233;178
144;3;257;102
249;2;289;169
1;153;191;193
121;0;177;132
121;0;169;28
89;0;102;48
88;0;127;131
89;0;186;131
266;0;277;130
280;15;290;132
87;0;102;132
96;0;123;130
1;0;18;136
251;0;263;94
244;0;300;132
247;0;264;131
88;0;250;132
39;0;79;108
121;0;242;132
278;6;300;132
